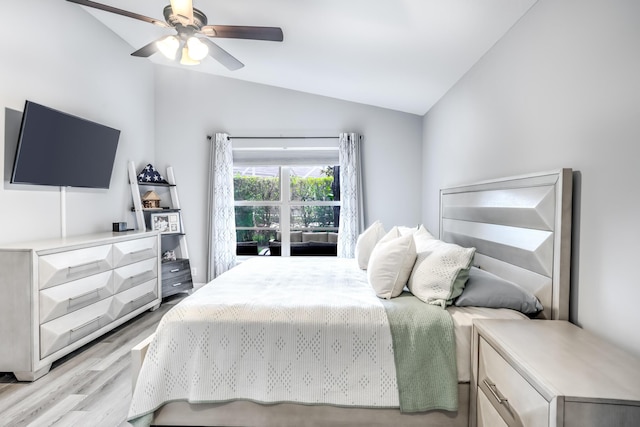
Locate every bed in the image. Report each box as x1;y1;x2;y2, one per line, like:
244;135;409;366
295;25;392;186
128;169;573;426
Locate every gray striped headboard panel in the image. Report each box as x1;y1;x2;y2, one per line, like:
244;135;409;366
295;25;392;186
440;169;573;320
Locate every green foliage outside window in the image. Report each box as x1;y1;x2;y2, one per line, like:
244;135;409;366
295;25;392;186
234;173;337;246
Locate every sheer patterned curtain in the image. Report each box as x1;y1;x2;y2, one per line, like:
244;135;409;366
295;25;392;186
207;133;236;280
337;132;364;258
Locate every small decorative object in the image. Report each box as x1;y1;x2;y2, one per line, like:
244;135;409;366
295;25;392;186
162;250;177;261
150;212;181;234
138;164;167;184
141;190;161;209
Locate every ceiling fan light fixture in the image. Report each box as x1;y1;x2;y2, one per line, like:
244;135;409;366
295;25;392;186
180;46;200;66
186;37;209;61
157;35;180;60
170;0;194;23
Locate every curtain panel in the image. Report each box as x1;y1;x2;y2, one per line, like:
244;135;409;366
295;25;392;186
207;133;237;280
337;132;364;258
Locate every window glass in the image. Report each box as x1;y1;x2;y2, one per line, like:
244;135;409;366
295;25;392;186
290;206;339;229
289;166;336;202
233;166;280;201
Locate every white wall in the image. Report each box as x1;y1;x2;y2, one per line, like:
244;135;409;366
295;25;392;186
153;67;423;282
0;0;155;245
422;0;640;356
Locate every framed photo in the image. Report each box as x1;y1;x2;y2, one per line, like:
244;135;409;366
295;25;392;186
150;212;181;234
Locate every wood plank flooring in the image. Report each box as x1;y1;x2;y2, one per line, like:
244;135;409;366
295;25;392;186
0;294;186;427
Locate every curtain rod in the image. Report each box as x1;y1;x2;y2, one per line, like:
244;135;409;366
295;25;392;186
207;135;339;141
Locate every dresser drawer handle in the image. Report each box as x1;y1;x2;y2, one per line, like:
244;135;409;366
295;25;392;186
130;292;153;304
68;289;100;305
483;379;508;405
70;315;102;333
67;260;100;275
129;270;154;281
169;268;180;273
171;282;183;287
128;248;149;256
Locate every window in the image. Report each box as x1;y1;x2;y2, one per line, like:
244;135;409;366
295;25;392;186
234;165;340;256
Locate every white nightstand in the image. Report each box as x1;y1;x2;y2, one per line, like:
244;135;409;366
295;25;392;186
471;320;640;427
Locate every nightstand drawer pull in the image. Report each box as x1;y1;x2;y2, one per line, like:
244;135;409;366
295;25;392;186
483;379;508;405
170;268;180;273
171;282;183;287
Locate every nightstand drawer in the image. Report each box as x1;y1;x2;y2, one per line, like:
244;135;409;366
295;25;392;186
477;387;509;427
478;337;548;426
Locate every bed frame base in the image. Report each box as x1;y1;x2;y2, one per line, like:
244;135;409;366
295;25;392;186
151;385;469;427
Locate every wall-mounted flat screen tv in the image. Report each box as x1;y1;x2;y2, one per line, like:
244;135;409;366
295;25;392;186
11;100;121;189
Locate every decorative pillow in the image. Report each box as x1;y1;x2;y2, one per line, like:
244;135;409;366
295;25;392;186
408;239;475;308
455;267;544;315
367;234;417;299
413;225;436;252
378;226;400;243
355;221;386;269
397;225;420;236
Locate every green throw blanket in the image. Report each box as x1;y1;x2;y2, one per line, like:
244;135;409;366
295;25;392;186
381;292;458;413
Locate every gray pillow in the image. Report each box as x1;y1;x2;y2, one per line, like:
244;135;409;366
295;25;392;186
454;267;543;315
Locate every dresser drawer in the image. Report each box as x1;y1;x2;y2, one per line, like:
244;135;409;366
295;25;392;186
478;337;548;426
40;297;114;358
111;278;158;320
477;386;509;427
113;258;158;294
38;244;113;289
39;270;113;323
112;236;157;268
161;259;191;280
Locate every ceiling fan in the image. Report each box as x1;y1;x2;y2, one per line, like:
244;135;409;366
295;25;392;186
67;0;283;70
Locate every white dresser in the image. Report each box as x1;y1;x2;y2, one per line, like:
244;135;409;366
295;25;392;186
471;319;640;427
0;231;161;381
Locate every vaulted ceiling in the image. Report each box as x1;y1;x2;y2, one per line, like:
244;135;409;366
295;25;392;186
72;0;537;115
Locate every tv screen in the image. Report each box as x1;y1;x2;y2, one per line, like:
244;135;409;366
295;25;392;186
11;101;120;189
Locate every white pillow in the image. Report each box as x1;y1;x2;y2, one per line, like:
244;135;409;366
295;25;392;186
355;221;386;269
413;225;436;252
367;234;417;299
397;225;419;236
378;226;400;243
408;239;475;307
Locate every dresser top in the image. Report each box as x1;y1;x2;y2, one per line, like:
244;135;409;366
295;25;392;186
0;231;157;252
474;319;640;404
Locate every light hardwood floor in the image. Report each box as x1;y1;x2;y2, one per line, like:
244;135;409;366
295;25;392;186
0;294;186;427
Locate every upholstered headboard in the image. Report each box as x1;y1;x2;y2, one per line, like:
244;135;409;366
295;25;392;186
440;169;573;320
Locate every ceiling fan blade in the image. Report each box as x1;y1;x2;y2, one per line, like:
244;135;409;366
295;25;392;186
66;0;169;27
169;0;194;24
200;38;244;71
201;25;284;42
131;39;162;58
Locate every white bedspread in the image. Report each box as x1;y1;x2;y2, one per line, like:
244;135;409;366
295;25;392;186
129;257;399;424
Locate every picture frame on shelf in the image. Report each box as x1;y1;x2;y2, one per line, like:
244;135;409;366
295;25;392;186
150;212;181;234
